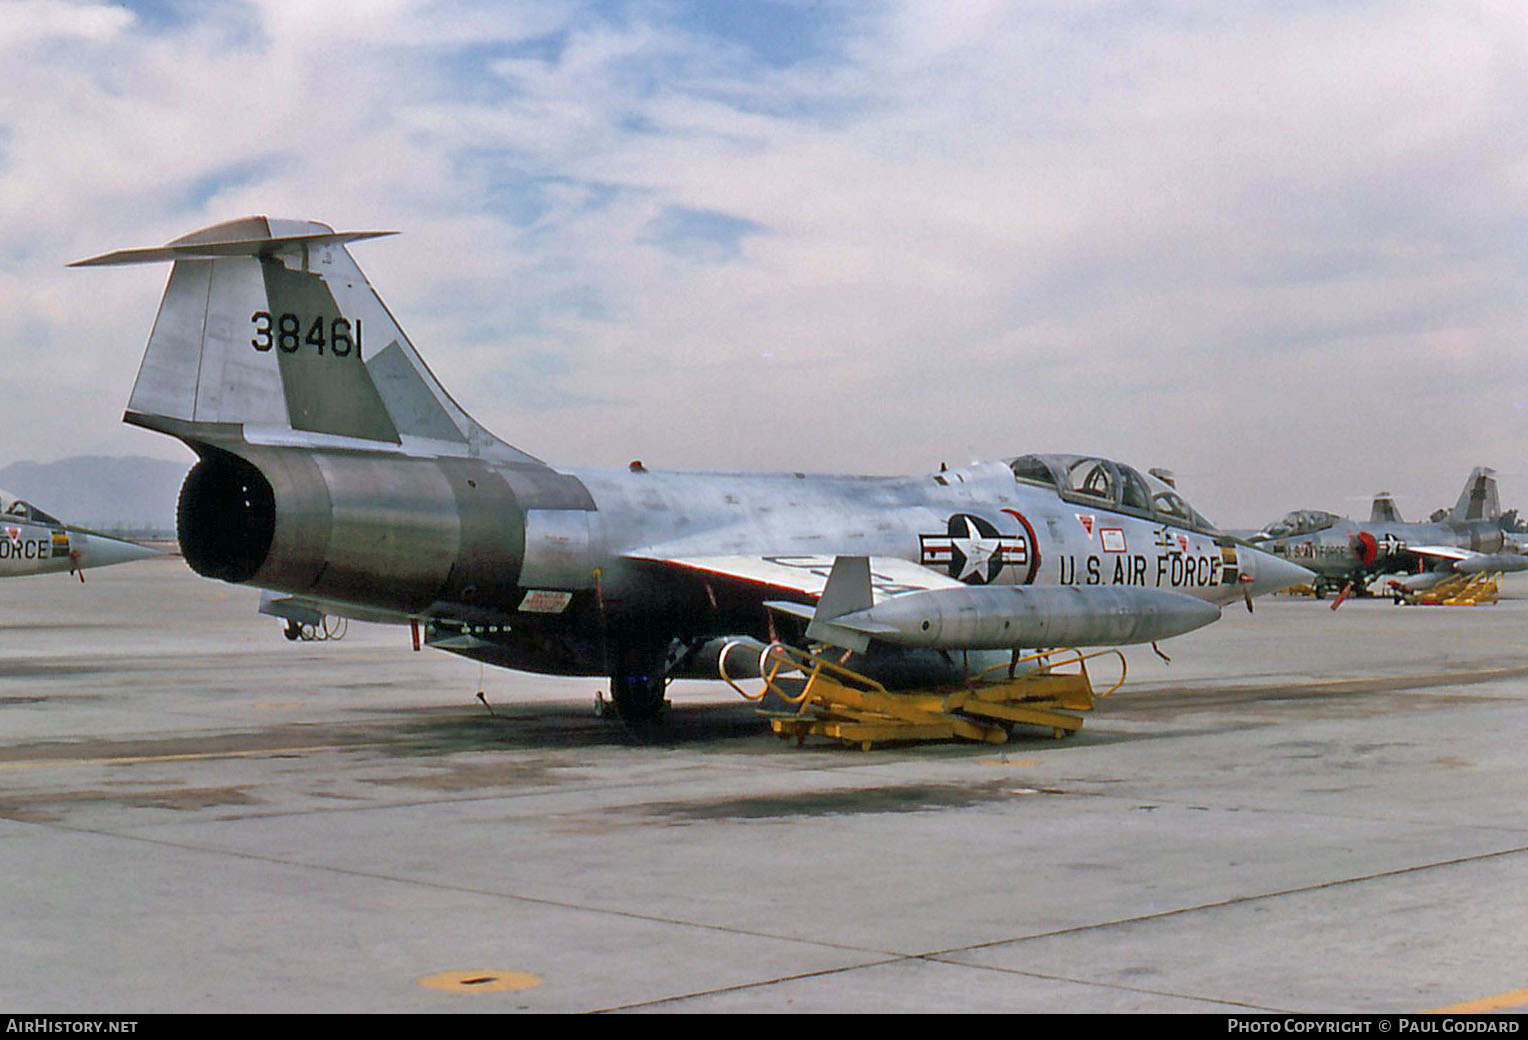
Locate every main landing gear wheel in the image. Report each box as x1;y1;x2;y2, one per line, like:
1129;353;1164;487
609;671;667;725
606;643;670;725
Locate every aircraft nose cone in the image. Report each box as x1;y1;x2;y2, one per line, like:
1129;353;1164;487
73;532;162;568
1240;545;1314;598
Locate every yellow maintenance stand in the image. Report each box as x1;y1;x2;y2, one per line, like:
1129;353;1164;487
720;641;1124;750
1397;571;1502;606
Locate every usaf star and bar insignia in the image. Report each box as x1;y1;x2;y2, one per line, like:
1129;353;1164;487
920;513;1032;585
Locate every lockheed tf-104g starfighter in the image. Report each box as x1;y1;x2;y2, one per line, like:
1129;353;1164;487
74;218;1311;723
0;490;158;581
1247;468;1526;602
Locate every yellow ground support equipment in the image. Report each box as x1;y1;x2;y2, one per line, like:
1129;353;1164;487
720;641;1124;750
1401;571;1502;606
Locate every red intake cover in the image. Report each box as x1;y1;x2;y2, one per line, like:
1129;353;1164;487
1352;530;1379;565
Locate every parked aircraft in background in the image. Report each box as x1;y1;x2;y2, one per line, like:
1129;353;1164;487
1246;468;1527;601
0;490;159;579
75;217;1311;722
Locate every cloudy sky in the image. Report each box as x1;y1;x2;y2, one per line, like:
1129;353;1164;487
2;0;1526;527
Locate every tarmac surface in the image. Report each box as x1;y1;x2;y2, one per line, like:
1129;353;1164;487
3;556;1528;1013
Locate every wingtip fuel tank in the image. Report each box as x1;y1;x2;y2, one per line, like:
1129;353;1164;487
806;557;1222;653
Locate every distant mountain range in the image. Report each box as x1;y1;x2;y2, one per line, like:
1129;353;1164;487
0;456;190;536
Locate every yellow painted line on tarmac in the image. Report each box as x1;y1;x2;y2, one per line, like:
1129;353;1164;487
1427;987;1528;1014
418;970;541;994
0;745;374;771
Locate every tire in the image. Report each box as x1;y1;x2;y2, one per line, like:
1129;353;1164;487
609;670;666;724
608;642;670;725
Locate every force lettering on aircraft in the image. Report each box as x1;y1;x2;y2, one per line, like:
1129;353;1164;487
1056;551;1224;589
1289;542;1350;560
0;537;53;560
250;311;363;359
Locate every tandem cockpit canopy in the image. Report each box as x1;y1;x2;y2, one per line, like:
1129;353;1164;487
1257;509;1343;539
0;491;60;527
1007;454;1218;534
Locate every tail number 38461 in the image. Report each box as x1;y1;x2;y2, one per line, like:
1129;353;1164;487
250;311;362;358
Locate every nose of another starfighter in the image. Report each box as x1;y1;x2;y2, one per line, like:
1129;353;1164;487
1238;544;1315;598
71;531;162;569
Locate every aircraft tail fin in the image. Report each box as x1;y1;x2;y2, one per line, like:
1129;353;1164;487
73;217;538;463
1369;492;1402;523
1450;467;1500;522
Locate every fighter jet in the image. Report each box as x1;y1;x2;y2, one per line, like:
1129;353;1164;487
74;217;1311;722
1246;468;1527;601
0;489;159;579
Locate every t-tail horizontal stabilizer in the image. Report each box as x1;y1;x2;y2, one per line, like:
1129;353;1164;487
802;555;1221;653
68;228;397;267
74;216;540;465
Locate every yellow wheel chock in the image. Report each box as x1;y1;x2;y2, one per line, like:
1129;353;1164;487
720;641;1124;750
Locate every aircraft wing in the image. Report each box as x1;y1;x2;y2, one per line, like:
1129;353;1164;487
1406;545;1474;563
637;553;1222;654
623;552;965;603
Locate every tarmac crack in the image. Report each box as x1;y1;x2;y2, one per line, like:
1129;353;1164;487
1115;663;1528;716
41;808;1500;1015
3;817;911;959
594;841;1528;1013
591;956;1287;1013
928;840;1528;956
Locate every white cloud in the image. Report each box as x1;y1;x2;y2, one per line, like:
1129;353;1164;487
0;0;1525;525
0;0;134;46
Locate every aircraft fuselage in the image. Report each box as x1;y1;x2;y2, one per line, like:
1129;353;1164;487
0;520;72;576
1262;518;1507;581
574;461;1247;604
170;442;1296;681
